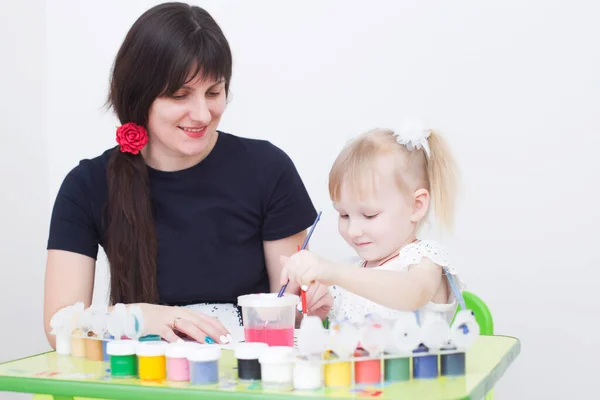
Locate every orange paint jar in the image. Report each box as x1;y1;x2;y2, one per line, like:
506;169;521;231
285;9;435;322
71;329;86;358
137;341;167;381
85;332;104;362
85;338;104;361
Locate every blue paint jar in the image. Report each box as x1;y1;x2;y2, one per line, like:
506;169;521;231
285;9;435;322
102;334;115;361
412;344;438;379
187;345;222;385
440;347;466;376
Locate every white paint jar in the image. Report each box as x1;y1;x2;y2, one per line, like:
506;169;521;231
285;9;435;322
258;346;295;390
55;332;72;355
293;356;323;390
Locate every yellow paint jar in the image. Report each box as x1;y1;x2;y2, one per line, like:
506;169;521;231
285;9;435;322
84;332;104;362
71;329;86;358
324;351;351;388
137;341;167;381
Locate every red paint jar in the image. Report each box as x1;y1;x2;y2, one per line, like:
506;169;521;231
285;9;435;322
354;349;381;385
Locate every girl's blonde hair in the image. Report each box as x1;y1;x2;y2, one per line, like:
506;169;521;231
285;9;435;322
328;128;458;231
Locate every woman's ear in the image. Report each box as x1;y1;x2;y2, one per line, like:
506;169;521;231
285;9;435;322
410;188;430;223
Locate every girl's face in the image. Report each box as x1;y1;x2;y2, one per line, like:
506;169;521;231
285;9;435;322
334;155;429;265
144;74;227;170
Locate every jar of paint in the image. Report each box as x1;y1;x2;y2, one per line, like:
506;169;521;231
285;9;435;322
258;346;296;390
353;349;381;385
412;344;438;379
187;345;221;385
293;355;323;390
55;331;72;356
234;342;268;381
166;342;190;382
384;355;410;382
237;293;299;347
49;302;84;356
323;351;351;388
440;346;466;376
71;329;86;357
84;332;104;362
106;340;137;378
136;341;167;381
101;334;114;361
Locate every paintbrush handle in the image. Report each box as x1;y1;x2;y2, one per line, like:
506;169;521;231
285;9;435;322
277;211;322;297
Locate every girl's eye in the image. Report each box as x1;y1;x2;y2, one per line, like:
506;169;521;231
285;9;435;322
171;93;187;100
207;91;221;97
339;214;349;219
364;214;379;220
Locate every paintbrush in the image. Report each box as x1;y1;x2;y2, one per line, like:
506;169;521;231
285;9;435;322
277;211;322;297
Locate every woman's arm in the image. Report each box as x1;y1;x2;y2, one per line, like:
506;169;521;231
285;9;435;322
263;230;306;295
44;249;95;349
44;250;232;346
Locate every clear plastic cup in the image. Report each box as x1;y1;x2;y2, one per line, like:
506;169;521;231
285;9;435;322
237;293;299;347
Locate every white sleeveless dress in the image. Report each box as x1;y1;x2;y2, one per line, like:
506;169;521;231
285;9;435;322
328;240;466;326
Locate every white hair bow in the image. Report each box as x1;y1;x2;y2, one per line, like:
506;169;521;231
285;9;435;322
394;121;431;158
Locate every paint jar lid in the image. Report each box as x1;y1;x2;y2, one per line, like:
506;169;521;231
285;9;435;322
106;303;127;339
237;293;299;308
294;354;321;365
420;314;450;350
49;302;84;336
258;346;296;364
412;343;429;354
139;334;162;342
136;341;167;357
166;342;194;358
187;345;222;362
106;340;137;356
234;342;269;360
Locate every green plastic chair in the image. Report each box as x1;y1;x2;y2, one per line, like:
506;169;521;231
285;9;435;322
453;290;494;335
453;291;494;400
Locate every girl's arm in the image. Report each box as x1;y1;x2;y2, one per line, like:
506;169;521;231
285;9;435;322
281;250;443;311
330;258;443;310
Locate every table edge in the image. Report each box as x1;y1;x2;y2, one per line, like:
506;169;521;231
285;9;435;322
0;336;521;400
462;335;521;400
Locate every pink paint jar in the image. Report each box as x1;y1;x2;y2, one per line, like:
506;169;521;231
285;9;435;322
166;342;190;382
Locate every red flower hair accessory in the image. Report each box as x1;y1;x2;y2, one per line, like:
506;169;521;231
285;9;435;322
116;122;148;155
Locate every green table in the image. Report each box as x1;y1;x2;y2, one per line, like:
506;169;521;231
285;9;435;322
0;335;519;400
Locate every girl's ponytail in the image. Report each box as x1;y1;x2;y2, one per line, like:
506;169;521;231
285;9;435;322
425;130;458;232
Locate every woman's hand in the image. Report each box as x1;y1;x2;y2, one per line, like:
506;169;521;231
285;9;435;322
137;303;231;344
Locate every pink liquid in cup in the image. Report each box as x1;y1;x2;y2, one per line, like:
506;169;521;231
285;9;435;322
245;327;294;347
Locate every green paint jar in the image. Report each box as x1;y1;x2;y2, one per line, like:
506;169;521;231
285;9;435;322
384;356;410;382
107;340;138;378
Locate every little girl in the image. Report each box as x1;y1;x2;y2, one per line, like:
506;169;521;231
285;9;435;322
280;122;466;326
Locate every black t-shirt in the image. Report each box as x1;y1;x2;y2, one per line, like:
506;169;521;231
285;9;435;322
47;132;317;305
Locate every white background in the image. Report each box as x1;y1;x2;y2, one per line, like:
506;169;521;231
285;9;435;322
1;1;599;399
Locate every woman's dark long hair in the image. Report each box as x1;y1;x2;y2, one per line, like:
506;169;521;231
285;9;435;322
105;2;232;304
